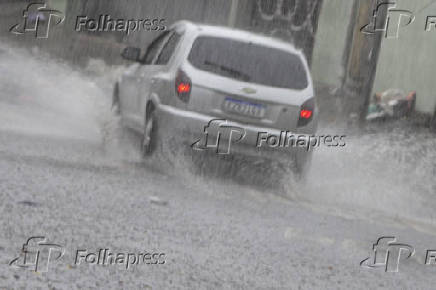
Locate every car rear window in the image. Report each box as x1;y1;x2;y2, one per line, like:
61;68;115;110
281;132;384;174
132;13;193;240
187;36;308;90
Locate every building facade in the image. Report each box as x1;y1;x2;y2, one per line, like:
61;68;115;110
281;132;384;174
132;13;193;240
312;0;436;114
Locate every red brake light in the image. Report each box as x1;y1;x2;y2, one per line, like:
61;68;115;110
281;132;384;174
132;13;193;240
175;70;192;103
298;98;315;127
300;109;313;119
177;83;191;94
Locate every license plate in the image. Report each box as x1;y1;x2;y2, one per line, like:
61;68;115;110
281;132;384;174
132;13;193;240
223;97;266;118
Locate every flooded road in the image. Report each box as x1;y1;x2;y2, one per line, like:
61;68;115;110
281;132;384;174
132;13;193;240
0;41;435;289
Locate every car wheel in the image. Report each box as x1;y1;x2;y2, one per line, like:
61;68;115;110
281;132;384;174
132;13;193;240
142;110;158;157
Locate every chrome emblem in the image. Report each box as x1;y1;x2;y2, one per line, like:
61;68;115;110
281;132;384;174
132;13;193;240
242;87;256;94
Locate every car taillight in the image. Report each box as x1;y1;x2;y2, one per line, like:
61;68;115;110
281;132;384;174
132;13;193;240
297;98;315;127
300;110;313;119
175;70;191;103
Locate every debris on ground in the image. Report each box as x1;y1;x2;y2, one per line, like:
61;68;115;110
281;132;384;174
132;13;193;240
367;89;416;121
149;196;169;206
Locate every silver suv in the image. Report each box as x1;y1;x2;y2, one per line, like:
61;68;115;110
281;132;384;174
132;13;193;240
114;21;317;175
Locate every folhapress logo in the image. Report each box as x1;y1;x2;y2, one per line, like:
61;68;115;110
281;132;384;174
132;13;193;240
361;1;436;38
361;2;415;39
9;236;166;273
10;2;65;39
360;237;415;272
192;119;246;155
9;236;65;273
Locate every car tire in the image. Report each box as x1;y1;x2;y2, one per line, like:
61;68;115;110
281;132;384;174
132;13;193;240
142;110;159;157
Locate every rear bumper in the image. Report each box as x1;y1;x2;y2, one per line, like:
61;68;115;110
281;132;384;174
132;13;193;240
155;103;313;164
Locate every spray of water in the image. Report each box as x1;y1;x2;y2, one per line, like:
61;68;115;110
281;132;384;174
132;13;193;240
2;40;435;228
303;125;436;226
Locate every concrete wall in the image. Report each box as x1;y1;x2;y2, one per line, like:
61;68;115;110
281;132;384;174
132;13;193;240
48;0;67;12
55;0;323;66
372;0;436;114
2;0;323;67
311;0;355;87
248;0;323;66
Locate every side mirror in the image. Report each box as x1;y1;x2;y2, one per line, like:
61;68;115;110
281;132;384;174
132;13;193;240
121;47;141;62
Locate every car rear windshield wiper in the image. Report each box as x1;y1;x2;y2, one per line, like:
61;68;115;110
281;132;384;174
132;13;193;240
203;60;251;82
